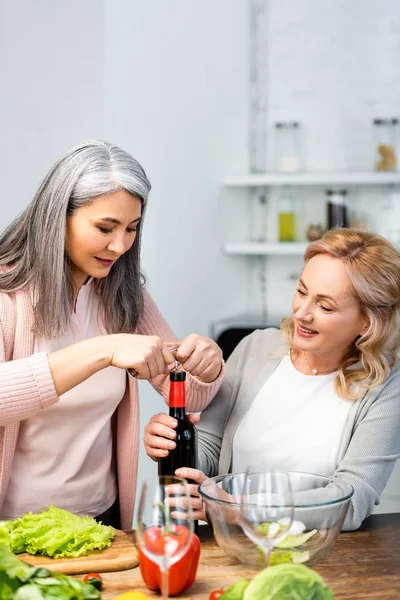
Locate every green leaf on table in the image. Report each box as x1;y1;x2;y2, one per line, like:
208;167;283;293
0;545;101;600
221;578;250;599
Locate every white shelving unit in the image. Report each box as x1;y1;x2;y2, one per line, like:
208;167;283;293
222;171;400;257
223;171;400;187
220;170;400;325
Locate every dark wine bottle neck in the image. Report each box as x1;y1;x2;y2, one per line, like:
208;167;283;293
169;406;186;419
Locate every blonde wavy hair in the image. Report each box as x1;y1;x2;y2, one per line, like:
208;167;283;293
281;228;400;400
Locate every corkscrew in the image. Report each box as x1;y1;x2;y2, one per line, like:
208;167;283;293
168;345;181;372
127;344;181;380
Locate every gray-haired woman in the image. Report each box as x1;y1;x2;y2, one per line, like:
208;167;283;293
0;140;223;528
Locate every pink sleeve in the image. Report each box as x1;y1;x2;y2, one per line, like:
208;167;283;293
0;291;58;425
137;288;224;412
0;353;59;426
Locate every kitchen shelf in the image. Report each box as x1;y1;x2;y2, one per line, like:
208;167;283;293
223;242;308;256
223;171;400;187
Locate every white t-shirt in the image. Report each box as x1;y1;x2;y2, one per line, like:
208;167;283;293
232;354;356;476
0;280;126;519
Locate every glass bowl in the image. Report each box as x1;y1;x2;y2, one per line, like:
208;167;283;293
198;471;354;568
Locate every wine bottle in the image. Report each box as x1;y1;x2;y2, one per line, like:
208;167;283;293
158;370;198;532
158;370;197;476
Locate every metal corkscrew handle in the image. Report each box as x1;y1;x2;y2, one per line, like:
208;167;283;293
168;345;181;372
127;344;181;379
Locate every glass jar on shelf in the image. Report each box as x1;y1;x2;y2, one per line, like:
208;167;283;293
278;187;296;242
274;121;302;172
325;189;349;229
373;118;398;172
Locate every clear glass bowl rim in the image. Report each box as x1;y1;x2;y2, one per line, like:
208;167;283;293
198;470;354;509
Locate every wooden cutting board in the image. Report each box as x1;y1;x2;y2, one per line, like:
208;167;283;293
17;529;139;575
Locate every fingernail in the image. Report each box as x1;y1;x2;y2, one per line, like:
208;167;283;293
168;442;176;449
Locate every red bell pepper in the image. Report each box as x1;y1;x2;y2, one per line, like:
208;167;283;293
138;527;200;596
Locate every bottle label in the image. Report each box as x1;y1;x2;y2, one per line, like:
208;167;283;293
169;381;186;408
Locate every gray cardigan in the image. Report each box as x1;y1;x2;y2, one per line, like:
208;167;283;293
197;328;400;530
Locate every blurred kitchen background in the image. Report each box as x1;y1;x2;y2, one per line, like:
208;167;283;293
1;0;399;518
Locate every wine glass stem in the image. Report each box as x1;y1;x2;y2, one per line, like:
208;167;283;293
161;567;169;598
264;547;271;568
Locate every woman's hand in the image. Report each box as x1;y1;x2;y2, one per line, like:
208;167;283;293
48;333;176;396
144;412;201;460
175;334;223;383
174;467;208;521
109;333;223;382
108;333;176;379
145;414;208;521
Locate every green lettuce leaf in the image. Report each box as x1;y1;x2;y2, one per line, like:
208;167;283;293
276;529;318;548
221;578;250;599
0;520;12;549
0;545;101;599
0;569;22;600
257;521;318;549
0;544;33;580
243;564;335;600
7;505;115;558
270;549;310;565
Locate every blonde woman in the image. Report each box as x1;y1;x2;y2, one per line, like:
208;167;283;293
145;228;400;530
0;140;223;527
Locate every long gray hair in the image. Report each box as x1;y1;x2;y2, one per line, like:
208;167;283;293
0;140;151;338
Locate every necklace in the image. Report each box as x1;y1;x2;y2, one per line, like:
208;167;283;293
290;349;339;376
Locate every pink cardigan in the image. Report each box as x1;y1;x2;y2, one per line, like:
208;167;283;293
0;287;223;528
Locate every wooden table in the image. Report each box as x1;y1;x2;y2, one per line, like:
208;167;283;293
100;513;400;599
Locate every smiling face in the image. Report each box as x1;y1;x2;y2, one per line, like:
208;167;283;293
292;254;369;362
66;189;142;291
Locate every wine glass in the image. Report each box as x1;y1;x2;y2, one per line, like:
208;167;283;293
239;470;294;567
136;476;194;598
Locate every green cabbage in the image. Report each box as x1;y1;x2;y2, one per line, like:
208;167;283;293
243;564;334;600
2;506;114;559
220;578;249;599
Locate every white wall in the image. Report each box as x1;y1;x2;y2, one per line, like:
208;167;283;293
266;0;400;172
0;0;105;223
104;0;250;497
